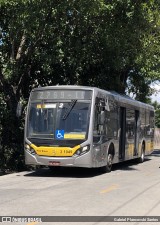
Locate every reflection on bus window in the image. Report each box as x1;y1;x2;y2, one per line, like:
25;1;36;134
28;102;90;139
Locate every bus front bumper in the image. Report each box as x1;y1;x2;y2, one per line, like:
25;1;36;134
25;150;92;168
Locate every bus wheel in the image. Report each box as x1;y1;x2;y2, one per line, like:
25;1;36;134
138;144;145;163
100;153;113;173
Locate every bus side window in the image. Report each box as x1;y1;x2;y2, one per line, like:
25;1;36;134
145;111;150;136
94;97;105;135
126;109;134;139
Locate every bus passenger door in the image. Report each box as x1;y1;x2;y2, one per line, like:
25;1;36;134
134;110;140;156
119;107;126;160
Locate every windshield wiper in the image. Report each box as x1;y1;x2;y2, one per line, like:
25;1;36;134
62;100;77;120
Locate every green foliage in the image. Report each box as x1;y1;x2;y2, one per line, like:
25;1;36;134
0;92;25;172
0;0;160;171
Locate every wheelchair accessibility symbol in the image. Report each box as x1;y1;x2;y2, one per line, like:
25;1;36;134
56;130;64;139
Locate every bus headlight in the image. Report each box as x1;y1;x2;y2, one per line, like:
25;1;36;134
25;144;36;155
74;145;90;156
25;144;30;150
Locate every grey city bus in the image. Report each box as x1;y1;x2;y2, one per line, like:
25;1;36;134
24;85;154;172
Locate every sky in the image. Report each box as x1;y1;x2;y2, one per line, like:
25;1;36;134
150;83;160;103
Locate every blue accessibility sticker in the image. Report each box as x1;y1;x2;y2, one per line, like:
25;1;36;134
55;130;64;139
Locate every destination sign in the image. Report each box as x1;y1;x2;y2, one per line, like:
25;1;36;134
31;90;92;100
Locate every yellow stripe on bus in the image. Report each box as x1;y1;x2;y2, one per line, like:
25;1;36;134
30;144;80;157
128;143;134;157
146;141;154;152
64;133;85;139
127;141;154;157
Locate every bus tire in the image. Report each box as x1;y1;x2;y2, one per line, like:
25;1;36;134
137;143;145;163
100;153;113;173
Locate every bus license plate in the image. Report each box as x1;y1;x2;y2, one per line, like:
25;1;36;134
49;161;60;166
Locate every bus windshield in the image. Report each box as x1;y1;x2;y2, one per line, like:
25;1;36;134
27;101;90;140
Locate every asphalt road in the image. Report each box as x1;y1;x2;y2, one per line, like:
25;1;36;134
0;150;160;225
